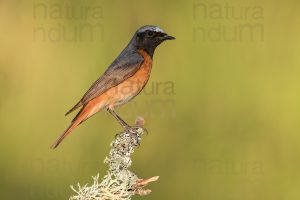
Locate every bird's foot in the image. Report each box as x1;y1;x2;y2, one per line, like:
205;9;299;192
124;125;148;135
114;126;147;140
122;125;147;146
114;117;148;145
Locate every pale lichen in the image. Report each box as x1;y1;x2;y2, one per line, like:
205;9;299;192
69;117;159;200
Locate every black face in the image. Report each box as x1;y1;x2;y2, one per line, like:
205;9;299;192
133;26;175;56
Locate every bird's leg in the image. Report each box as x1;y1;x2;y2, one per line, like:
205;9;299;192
107;108;147;136
107;108;130;139
107;108;129;129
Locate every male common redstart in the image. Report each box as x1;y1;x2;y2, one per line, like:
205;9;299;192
51;25;175;149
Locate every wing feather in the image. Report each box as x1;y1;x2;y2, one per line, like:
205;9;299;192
65;50;144;115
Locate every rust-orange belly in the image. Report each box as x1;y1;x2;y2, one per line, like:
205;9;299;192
85;50;153;117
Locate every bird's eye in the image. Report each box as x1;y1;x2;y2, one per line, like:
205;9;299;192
147;30;154;37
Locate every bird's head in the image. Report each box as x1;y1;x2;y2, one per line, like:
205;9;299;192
131;25;175;56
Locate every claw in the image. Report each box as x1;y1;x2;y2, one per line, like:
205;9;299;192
124;126;141;134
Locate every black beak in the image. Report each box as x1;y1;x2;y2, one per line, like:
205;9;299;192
162;34;176;41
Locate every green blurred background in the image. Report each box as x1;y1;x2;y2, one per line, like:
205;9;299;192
1;0;300;199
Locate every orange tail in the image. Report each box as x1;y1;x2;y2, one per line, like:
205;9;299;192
51;107;88;149
51;95;107;149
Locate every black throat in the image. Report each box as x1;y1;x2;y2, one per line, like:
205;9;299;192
128;35;157;58
141;46;155;58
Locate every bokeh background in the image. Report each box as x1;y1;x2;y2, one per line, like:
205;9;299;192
1;0;300;199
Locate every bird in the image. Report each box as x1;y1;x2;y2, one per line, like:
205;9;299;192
51;25;175;149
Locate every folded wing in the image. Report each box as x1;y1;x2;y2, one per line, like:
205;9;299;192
65;50;144;115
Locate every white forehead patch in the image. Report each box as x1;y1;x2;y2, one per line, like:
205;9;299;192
152;26;165;33
138;26;165;33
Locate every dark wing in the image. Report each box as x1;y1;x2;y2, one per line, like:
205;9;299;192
65;50;144;115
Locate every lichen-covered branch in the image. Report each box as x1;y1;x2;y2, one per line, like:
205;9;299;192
69;117;159;200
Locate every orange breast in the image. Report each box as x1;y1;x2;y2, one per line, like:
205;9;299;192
86;49;153;114
107;49;153;107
